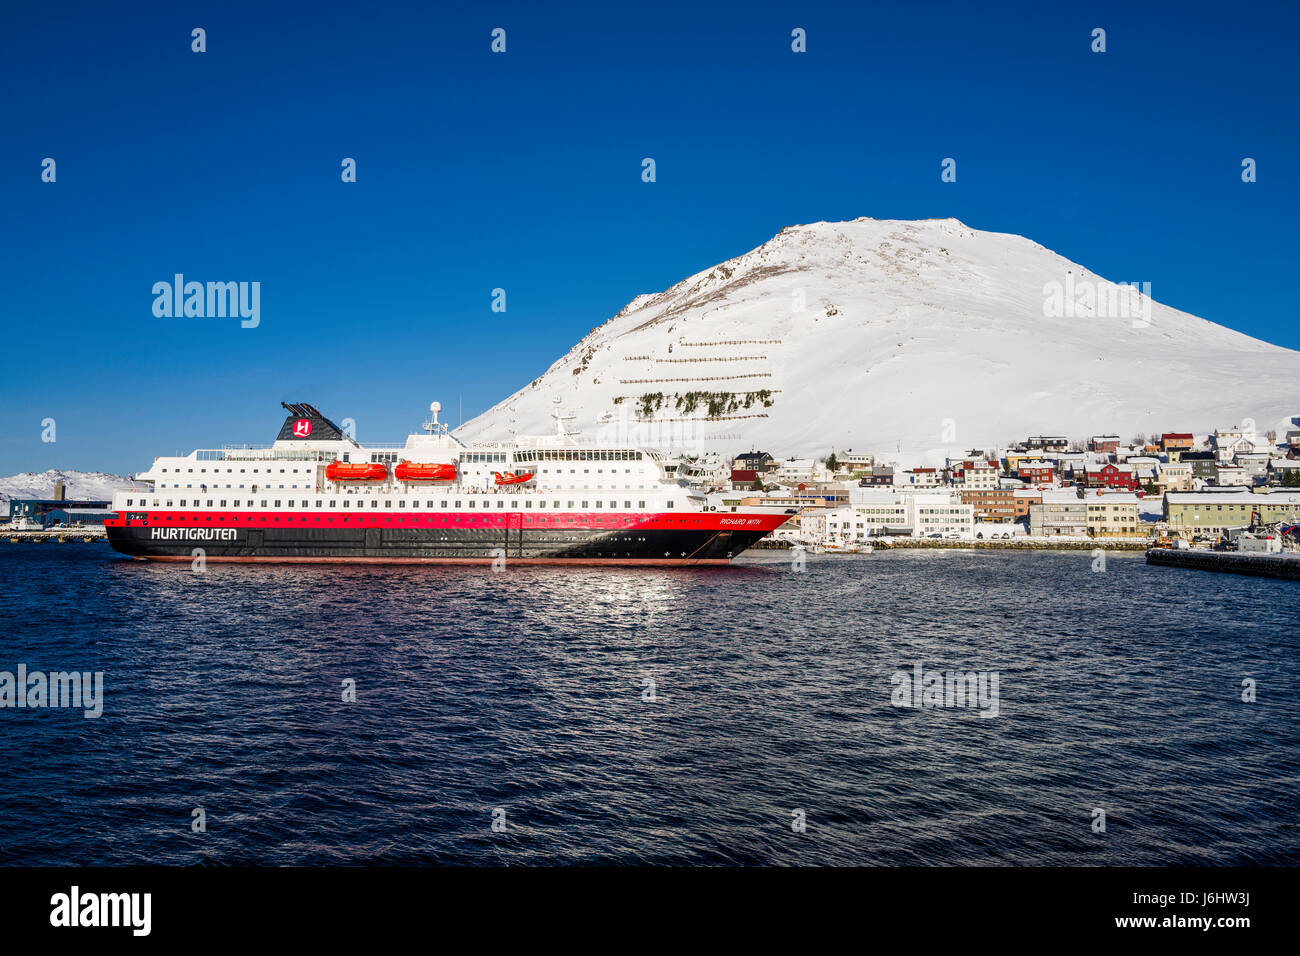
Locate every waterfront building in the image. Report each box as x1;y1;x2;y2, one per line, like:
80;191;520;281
1013;488;1042;521
1028;491;1087;536
961;488;1016;523
1163;489;1300;536
1084;492;1142;537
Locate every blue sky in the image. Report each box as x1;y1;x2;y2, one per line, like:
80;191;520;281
2;0;1296;474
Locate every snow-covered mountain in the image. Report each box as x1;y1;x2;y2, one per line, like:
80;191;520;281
0;470;134;503
455;218;1300;462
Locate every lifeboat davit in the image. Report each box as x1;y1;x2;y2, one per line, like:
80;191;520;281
394;461;457;482
325;461;388;482
493;471;534;485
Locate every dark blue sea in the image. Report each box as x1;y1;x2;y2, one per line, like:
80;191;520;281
1;543;1297;866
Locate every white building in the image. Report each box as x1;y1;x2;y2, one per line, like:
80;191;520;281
905;467;942;488
810;506;879;544
1212;426;1267;461
805;491;973;543
837;452;875;473
957;462;999;490
847;487;911;533
776;458;818;482
1214;464;1252;487
908;493;975;538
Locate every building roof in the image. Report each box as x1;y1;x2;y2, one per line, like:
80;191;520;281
1083;491;1138;503
1166;490;1300;505
1038;490;1084;503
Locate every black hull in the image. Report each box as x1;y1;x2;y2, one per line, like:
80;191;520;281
106;524;774;565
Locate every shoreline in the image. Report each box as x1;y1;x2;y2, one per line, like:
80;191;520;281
752;538;1151;552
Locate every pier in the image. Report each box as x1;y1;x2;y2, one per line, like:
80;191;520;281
1146;548;1300;581
3;528;106;544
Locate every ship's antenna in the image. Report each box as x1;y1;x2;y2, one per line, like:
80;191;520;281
423;401;448;436
552;396;569;439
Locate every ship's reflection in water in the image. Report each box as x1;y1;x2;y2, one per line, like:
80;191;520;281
1;546;1296;864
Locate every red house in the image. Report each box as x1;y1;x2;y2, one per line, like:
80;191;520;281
1085;463;1139;490
730;468;759;489
1018;461;1055;485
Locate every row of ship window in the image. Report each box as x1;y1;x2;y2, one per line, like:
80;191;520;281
125;498;675;510
159;466;305;473
513;450;646;462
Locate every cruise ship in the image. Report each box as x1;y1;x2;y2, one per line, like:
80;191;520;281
104;401;793;564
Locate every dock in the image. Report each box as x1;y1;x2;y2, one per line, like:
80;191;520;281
3;528;107;544
1145;548;1300;581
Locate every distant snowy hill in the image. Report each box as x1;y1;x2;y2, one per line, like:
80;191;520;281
0;470;134;503
454;218;1300;462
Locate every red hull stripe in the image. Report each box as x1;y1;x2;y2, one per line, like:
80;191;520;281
133;555;735;566
105;510;789;533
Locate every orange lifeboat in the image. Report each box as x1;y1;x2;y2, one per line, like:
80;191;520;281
394;461;457;482
325;461;388;482
493;471;535;485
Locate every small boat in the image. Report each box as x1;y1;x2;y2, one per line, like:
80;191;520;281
325;461;388;482
493;471;534;485
823;540;873;554
394;461;457;482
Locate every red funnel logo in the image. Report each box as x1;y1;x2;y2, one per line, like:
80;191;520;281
292;418;313;437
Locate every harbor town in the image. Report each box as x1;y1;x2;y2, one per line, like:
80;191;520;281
4;421;1299;567
694;422;1300;556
